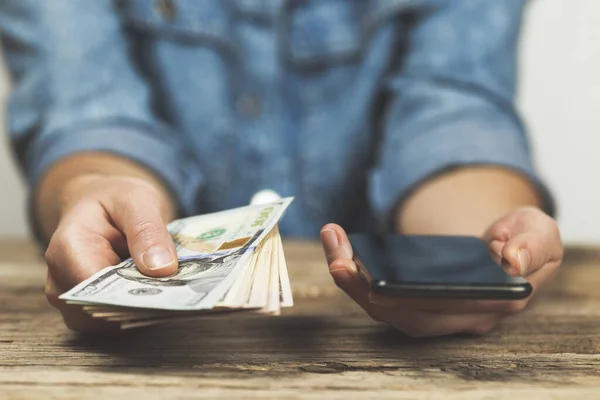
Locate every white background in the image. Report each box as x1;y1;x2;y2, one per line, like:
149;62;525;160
0;0;599;242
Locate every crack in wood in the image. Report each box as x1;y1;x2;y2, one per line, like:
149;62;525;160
299;362;400;374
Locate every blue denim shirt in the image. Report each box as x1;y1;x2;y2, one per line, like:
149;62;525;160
0;0;551;237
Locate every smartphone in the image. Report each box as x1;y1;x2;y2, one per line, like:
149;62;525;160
348;233;532;300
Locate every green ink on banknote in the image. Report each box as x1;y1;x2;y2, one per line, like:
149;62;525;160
198;228;226;240
251;207;274;227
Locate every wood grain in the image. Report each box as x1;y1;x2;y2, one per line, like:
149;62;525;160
1;239;599;399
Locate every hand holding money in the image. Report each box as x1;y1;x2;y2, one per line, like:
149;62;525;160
44;175;181;332
60;197;294;329
44;173;293;332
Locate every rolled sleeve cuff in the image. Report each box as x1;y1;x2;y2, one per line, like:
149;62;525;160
369;119;555;232
27;123;204;242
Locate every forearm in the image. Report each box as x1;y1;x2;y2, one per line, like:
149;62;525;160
395;167;544;237
35;152;177;240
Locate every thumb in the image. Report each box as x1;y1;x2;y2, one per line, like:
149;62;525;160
485;208;562;277
500;231;554;277
320;223;353;265
320;224;371;304
106;194;178;277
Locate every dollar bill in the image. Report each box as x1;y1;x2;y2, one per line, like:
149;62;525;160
59;198;294;313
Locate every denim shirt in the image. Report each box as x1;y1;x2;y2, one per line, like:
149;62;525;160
0;0;551;238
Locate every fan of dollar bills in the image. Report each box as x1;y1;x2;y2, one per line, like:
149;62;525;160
60;197;294;329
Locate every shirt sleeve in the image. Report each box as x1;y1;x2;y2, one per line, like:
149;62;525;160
0;0;204;219
368;0;554;231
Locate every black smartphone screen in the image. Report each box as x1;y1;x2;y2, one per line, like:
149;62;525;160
348;234;532;300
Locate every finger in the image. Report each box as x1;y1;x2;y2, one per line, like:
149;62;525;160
103;190;178;277
328;259;369;302
518;257;562;294
320;224;361;297
320;223;353;265
489;239;525;277
320;225;381;315
329;259;385;323
484;208;563;277
46;209;123;289
501;229;561;276
59;305;121;333
106;229;130;261
482;206;539;243
488;239;505;266
46;271;120;333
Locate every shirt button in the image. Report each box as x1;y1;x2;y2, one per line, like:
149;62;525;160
250;189;281;205
237;93;262;118
155;0;177;20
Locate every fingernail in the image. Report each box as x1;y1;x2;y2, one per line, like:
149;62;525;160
143;246;174;270
321;229;338;250
517;249;530;275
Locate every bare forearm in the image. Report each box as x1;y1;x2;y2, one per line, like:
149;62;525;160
35;152;177;240
396;167;544;237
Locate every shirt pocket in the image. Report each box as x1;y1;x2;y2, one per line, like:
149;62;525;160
281;0;433;69
118;0;235;56
282;0;366;70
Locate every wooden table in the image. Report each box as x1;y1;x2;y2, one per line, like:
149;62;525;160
1;239;599;399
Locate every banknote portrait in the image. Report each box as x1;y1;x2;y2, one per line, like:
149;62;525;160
115;254;242;293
